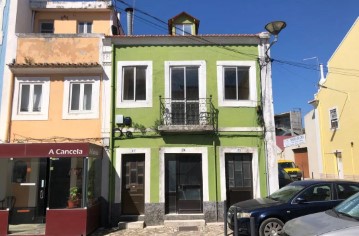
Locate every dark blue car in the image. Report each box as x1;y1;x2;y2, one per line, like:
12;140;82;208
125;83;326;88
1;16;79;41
227;179;359;236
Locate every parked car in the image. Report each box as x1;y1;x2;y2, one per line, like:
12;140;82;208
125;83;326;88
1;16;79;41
283;190;359;236
278;160;303;180
279;166;294;188
227;179;359;236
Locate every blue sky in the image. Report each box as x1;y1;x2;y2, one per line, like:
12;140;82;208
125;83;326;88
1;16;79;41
113;0;359;117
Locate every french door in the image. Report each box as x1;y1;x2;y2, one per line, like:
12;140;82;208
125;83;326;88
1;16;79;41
170;66;200;125
165;154;203;213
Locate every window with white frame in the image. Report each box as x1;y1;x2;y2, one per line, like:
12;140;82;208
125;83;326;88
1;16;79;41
175;24;192;35
117;61;152;108
78;22;92;33
217;61;257;107
63;76;100;119
329;108;338;129
12;77;50;120
40;21;54;33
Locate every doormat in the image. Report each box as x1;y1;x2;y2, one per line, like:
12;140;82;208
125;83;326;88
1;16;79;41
178;226;198;231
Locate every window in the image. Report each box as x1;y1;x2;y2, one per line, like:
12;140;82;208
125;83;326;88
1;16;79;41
40;21;54;33
336;183;359;199
12;77;50;120
175;24;192;35
117;61;152;108
329;108;338;129
298;184;332;202
217;61;257;107
63;76;100;119
78;22;92;33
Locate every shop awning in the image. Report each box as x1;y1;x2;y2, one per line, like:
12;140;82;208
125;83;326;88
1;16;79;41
0;143;103;158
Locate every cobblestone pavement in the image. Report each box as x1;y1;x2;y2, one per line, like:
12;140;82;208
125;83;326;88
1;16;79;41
91;223;233;236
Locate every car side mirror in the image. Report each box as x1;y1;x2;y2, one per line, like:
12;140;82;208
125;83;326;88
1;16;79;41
295;197;307;204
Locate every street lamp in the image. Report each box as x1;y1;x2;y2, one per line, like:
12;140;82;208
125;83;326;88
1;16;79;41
264;21;286;59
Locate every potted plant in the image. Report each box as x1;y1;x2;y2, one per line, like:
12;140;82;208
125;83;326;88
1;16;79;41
68;186;80;208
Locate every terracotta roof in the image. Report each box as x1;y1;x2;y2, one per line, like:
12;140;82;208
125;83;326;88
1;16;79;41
107;33;260;38
8;62;101;68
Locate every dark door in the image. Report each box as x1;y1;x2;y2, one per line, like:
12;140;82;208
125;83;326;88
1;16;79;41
165;154;203;213
35;158;49;223
225;153;253;208
122;154;145;215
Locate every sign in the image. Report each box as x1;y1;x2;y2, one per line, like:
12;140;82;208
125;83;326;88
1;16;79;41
283;134;306;148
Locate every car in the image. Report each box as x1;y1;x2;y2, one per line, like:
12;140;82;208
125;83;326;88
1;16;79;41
278;160;303;180
283;190;359;236
279;165;294;188
227;179;359;236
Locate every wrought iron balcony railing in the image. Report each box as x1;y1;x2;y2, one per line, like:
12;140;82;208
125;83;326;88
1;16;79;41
158;96;217;133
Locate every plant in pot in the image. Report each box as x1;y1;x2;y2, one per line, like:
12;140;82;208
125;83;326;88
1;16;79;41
68;186;81;208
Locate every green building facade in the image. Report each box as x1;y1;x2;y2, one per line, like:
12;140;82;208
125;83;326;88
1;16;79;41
108;12;277;226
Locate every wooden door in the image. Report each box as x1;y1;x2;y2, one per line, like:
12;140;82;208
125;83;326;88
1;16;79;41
294;148;309;178
225;153;253;208
122;154;145;215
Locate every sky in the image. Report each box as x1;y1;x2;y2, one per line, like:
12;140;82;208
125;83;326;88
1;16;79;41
113;0;359;118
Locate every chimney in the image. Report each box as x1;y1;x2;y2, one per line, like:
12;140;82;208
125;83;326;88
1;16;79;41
125;8;134;35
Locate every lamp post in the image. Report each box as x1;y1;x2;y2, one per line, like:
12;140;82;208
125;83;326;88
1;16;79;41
261;21;286;195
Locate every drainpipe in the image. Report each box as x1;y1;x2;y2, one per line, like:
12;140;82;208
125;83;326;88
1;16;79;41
213;139;218;222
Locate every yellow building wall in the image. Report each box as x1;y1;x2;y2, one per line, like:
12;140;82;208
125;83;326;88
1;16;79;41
34;11;112;35
316;19;359;180
10;74;102;142
16;37;100;64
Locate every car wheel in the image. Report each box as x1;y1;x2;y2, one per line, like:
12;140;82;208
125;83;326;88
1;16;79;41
259;218;284;236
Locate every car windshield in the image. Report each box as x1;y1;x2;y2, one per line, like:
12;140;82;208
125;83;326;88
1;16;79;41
334;192;359;220
279;162;296;168
267;184;304;202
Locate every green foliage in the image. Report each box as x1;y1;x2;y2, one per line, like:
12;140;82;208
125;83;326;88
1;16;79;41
133;122;147;135
69;186;80;201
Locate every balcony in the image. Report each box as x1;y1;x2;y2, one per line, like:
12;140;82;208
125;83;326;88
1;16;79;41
158;96;217;133
30;0;112;10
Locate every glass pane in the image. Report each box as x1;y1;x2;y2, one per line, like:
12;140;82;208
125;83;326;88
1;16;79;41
70;84;80;111
235;171;243;187
83;84;92;110
49;157;84;209
183;24;192;35
33;84;42;112
86;157;102;207
175;24;183;35
41;22;54;33
171;67;185;100
87;23;92;33
123;67;134;100
237;69;250;100
224;67;237;100
78;23;84;33
135;66;146;100
186;67;199;100
20;84;30;112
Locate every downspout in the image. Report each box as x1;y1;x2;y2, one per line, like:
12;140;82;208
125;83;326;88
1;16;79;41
213;138;218;221
108;43;116;226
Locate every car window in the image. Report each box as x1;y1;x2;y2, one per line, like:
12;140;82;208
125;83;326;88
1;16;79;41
298;184;332;202
336;183;359;199
335;192;359;218
268;185;304;202
279;162;296;168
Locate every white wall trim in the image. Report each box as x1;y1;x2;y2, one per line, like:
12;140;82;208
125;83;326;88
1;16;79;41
159;147;209;203
115;148;151;204
219;147;260;201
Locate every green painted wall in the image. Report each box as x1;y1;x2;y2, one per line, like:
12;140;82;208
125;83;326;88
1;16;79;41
111;43;267;203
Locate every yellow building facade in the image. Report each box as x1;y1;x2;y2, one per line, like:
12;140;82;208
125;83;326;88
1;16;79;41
315;18;359;180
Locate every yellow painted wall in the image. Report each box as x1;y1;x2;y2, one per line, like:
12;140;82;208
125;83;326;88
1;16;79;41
316;19;359;180
16;37;100;64
34;11;112;35
10;74;102;142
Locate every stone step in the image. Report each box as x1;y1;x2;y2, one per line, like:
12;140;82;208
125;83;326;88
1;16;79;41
164;219;206;228
164;213;205;221
118;221;145;229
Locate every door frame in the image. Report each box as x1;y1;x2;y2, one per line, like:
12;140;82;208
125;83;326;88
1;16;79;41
114;149;151;207
159;147;208;206
219;147;260;202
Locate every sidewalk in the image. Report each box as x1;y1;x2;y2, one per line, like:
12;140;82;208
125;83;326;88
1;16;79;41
91;223;233;236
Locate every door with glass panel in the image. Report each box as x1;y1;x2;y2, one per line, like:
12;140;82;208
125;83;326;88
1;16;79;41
165;154;203;213
170;66;199;125
225;153;253;208
122;154;145;215
8;158;48;224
